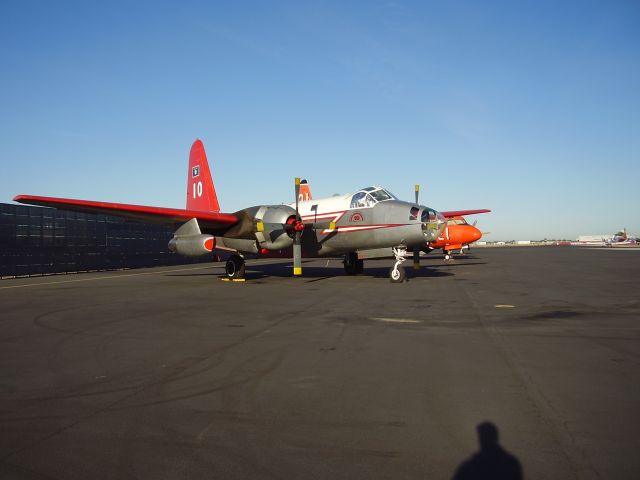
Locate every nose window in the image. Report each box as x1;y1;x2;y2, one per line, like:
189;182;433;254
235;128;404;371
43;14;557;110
421;209;436;222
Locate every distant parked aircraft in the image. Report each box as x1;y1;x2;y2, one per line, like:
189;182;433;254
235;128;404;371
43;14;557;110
576;228;638;246
427;215;485;260
608;228;638;245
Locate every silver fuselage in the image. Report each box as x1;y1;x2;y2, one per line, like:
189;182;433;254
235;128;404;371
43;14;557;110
220;189;446;257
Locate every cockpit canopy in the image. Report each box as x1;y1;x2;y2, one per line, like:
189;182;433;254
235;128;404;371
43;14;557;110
350;186;397;209
446;217;468;226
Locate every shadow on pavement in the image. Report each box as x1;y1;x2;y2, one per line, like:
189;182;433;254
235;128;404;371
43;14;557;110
243;263;454;280
437;262;487;267
452;422;523;480
165;259;463;280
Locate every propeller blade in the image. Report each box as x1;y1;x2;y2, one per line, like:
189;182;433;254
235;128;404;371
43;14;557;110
293;231;302;275
295;177;301;219
293;177;302;276
414;184;420;204
472;220;477;227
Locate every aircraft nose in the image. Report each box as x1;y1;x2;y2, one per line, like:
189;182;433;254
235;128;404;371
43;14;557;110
471;226;482;241
420;209;446;241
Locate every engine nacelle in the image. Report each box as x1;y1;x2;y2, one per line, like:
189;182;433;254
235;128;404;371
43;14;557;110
168;234;215;257
253;205;296;251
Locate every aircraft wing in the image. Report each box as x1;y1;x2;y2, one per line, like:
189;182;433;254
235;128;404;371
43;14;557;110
440;209;491;218
13;195;239;234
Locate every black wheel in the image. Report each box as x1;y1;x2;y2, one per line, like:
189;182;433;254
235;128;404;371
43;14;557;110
389;266;406;283
355;259;364;274
343;252;359;275
225;255;245;279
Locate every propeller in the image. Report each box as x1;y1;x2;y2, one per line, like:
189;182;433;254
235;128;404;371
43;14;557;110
471;219;491;235
413;184;421;270
293;177;303;276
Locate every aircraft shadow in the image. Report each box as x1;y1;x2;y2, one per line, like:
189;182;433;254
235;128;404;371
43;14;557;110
165;260;461;280
166;273;219;277
451;421;523;480
435;262;487;267
242;263;454;280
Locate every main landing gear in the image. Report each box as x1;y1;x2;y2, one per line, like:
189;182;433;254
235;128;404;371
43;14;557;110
225;254;246;280
343;252;364;275
389;247;408;283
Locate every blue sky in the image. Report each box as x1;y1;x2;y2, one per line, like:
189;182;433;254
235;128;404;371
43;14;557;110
1;1;639;240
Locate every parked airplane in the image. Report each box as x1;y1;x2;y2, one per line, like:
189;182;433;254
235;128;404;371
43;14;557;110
14;140;485;282
576;228;638;246
427;216;483;260
608;228;638;245
282;183;490;266
412;185;489;262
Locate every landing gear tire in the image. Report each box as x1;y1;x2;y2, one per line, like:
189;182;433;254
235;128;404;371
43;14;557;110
389;246;408;283
389;266;406;283
225;255;246;280
344;252;362;275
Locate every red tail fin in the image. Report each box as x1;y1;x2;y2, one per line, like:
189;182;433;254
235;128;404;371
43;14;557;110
298;179;312;202
187;139;220;212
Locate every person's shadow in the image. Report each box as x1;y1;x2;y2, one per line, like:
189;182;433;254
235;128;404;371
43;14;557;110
452;422;523;480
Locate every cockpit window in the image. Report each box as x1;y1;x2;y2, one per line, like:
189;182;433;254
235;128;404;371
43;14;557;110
369;189;391;202
350;187;396;208
350;192;376;208
421;209;437;222
446;218;467;225
350;192;367;208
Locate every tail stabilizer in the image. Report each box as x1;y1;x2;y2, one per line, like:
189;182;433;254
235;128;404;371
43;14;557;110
299;179;312;202
187;139;220;212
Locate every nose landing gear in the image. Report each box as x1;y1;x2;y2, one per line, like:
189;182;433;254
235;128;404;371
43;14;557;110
389;246;408;283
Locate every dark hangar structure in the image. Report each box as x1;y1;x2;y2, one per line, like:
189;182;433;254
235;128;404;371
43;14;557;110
0;203;212;278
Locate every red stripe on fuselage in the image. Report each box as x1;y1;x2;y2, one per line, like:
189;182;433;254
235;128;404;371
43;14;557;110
321;223;405;234
301;210;346;223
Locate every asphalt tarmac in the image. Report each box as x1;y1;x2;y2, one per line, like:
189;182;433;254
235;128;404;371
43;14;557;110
1;247;639;479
